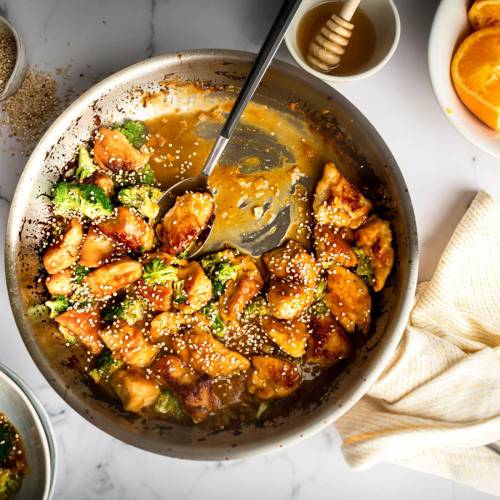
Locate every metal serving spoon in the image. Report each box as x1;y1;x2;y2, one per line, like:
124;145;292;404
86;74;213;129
156;0;302;256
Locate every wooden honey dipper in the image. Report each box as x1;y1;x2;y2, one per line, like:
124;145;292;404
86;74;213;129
306;0;362;72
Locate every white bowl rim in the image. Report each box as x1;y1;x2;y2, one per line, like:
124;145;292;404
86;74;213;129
428;0;500;159
0;363;57;500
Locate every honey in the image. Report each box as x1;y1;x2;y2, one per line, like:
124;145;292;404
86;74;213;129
297;1;377;76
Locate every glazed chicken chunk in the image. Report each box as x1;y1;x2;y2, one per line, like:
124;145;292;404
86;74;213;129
314;224;358;268
305;314;352;366
355;215;395;292
313;162;372;229
174;261;213;314
79;226;116;268
219;254;264;323
45;268;75;297
263;240;319;320
99;321;158;367
110;368;160;413
182;378;220;424
246;355;300;400
324;265;371;335
156;192;215;255
150;312;209;343
99;206;155;252
173;329;250;377
93;127;150;172
42;218;83;274
151;354;198;387
83;257;143;299
260;316;309;358
55;307;104;355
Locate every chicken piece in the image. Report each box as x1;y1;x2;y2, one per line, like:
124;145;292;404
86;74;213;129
324;265;371;335
151;354;198;387
314;224;357;268
263;240;319;320
355;215;395;292
110;368;160;413
42;218;83;274
84;257;142;299
45;268;75;296
99;321;158;367
156;192;214;255
173;329;250;377
174;261;212;314
219;255;264;323
182;378;220;424
79;226;116;268
55;307;104;355
246;355;300;400
99;206;155;252
93;127;149;172
92;172;115;197
305;314;352;366
313;162;372;229
150;311;208;342
260;316;309;358
136;280;172;312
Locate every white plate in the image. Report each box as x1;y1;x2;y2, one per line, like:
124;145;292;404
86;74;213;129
428;0;500;159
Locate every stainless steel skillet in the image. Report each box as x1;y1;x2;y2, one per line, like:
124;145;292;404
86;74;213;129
5;50;418;460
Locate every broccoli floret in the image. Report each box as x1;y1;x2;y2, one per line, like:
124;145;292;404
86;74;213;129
116;120;148;149
45;296;70;318
314;278;327;302
202;302;225;337
102;298;145;325
68;284;94;310
354;247;374;286
52;182;113;219
0;469;22;498
310;278;329;318
172;280;187;305
0;422;13;464
242;296;269;318
200;253;238;298
73;264;91;284
89;349;123;384
117;185;162;221
57;327;78;346
142;258;178;286
310;300;329;318
154;389;184;418
113;165;157;189
27;303;50;323
75;146;98;181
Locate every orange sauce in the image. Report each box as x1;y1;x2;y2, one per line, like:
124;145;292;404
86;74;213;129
145;101;335;255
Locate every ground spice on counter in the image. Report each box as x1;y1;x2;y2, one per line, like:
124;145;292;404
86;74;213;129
0;69;61;149
0;33;17;93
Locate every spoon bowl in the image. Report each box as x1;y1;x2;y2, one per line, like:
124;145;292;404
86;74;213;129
155;175;214;258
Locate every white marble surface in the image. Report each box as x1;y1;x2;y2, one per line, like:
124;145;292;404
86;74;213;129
0;0;498;499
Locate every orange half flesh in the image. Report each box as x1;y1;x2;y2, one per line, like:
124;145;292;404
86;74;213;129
451;26;500;130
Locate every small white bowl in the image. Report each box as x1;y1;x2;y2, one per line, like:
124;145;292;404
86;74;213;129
0;364;57;500
285;0;400;83
429;0;500;159
0;15;27;101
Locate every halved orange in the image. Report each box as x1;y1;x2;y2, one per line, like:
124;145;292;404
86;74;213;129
451;26;500;130
469;0;500;30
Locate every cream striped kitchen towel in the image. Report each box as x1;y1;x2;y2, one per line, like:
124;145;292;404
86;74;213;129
335;191;500;495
